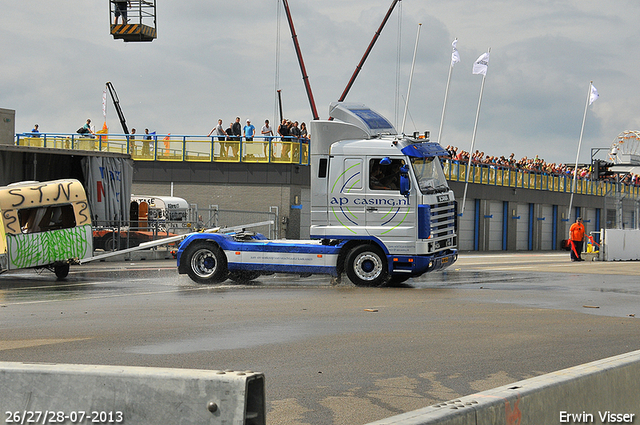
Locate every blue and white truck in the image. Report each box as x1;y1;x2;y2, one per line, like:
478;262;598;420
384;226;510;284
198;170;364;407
177;102;457;287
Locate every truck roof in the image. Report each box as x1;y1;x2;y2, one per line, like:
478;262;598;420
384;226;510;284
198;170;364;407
330;137;448;158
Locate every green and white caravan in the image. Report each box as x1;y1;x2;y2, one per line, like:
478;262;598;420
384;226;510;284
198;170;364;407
0;179;92;279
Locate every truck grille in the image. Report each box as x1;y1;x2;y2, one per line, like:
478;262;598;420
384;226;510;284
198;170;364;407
429;201;457;251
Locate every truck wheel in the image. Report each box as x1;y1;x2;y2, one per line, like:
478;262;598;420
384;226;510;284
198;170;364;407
228;271;261;283
345;245;389;287
54;263;70;280
184;241;228;284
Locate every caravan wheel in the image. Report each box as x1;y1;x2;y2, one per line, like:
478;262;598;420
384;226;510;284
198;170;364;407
54;263;70;280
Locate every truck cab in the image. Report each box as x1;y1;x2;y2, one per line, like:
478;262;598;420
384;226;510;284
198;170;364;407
310;102;457;279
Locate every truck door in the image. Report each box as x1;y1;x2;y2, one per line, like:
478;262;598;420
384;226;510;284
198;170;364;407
327;157;366;235
365;157;414;249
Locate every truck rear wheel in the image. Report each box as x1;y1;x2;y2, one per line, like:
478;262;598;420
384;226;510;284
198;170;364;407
345;245;389;287
183;241;228;284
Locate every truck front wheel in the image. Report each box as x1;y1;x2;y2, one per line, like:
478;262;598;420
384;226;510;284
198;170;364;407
183;241;228;284
345;245;389;287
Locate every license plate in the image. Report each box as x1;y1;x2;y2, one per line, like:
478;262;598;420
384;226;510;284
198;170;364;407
437;194;449;202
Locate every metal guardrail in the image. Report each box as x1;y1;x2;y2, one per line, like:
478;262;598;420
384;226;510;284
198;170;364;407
15;133;310;165
1;362;265;425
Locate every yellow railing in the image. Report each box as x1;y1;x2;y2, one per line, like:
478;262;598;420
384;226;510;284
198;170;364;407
15;134;310;166
442;159;639;199
15;134;638;198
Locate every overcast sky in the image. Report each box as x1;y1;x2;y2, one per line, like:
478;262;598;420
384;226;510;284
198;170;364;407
3;0;640;164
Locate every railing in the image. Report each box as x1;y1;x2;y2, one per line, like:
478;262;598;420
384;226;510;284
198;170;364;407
442;159;640;199
15;133;310;165
15;133;639;198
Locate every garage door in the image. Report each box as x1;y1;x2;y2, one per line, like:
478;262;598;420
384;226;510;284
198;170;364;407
540;204;553;250
516;203;529;250
488;201;504;250
457;197;475;251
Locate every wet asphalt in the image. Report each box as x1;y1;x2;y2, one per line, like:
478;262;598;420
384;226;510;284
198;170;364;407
1;252;639;425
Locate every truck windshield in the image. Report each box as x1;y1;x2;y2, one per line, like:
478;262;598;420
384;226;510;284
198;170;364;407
410;157;449;194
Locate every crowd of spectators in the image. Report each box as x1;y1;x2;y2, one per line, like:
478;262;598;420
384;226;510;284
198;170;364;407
443;145;640;186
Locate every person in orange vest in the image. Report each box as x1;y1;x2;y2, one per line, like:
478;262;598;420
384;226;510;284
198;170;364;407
569;217;586;261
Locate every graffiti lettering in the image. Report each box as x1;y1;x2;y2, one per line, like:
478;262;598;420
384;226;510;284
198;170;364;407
99;166;122;183
54;182;73;202
3;210;18;233
96;181;105;202
8;189;25;207
30;184;47;203
77;201;90;224
7;225;92;269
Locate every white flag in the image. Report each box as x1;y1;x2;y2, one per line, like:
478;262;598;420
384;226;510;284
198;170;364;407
589;84;599;105
472;52;490;76
102;89;107;120
451;39;460;67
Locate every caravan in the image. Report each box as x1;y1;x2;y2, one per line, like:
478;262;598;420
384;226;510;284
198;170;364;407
0;179;93;278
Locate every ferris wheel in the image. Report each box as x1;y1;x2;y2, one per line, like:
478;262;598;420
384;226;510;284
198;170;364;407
609;130;640;163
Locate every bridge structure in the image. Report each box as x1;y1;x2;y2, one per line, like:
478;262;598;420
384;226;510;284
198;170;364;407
9;131;640;248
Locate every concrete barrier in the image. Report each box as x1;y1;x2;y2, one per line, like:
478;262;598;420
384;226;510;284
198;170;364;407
603;229;640;261
0;362;265;425
366;349;640;424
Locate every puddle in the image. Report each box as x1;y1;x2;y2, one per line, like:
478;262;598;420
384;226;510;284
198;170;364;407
128;323;319;354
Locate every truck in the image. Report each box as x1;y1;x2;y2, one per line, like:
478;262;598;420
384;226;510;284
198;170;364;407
0;179;93;279
177;102;458;287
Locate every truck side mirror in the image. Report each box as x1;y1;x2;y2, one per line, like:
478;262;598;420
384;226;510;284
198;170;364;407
399;164;410;197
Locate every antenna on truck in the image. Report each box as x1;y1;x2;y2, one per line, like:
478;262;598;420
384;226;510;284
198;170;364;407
400;23;422;135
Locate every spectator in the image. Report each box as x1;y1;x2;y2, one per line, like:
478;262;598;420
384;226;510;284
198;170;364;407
231;117;242;158
129;128;136;155
244;119;256;141
261;119;274;158
78;119;94;136
278;119;290;160
208;119;227;140
143;128;152;157
223;122;234;158
290;121;301;141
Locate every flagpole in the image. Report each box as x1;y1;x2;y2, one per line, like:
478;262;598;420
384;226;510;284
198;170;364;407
461;47;490;217
401;23;421;135
567;81;593;221
437;39;456;143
